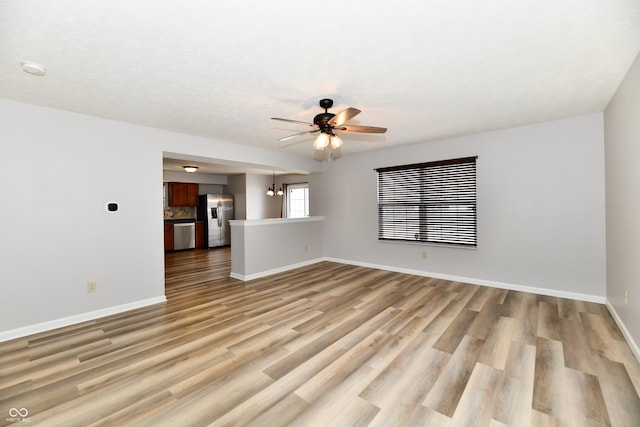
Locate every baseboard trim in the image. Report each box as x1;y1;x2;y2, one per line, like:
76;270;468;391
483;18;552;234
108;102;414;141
0;296;167;343
229;258;325;282
605;299;640;363
324;257;606;304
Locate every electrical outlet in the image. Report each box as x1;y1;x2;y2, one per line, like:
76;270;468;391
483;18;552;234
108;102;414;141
421;250;427;259
304;244;308;252
625;289;628;304
87;281;97;293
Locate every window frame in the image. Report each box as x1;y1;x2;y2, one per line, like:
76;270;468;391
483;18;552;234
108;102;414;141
285;182;309;218
375;156;477;248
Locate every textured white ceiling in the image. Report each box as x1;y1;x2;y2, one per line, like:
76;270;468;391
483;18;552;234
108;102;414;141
1;0;639;162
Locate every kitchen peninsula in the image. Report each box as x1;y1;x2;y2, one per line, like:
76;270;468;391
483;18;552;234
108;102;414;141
229;216;324;280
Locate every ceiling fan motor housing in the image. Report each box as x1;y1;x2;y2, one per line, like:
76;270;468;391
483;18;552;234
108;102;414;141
315;98;336;132
313;112;335;128
319;98;333;109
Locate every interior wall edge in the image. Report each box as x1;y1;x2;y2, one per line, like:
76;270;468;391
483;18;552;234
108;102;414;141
324;257;607;304
0;296;167;344
230;257;325;282
606;298;640;364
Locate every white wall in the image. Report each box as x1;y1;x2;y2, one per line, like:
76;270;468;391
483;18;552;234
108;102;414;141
0;101;166;335
162;170;228;185
312;114;607;300
245;174;272;219
604;52;640;350
0;99;318;339
227;174;247;220
228;173;278;220
198;184;226;195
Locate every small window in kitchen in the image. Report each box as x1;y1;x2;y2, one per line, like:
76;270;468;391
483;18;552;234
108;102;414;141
375;156;477;247
286;183;309;218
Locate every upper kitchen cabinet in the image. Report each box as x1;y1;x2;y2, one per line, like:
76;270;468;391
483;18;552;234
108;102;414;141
167;182;199;207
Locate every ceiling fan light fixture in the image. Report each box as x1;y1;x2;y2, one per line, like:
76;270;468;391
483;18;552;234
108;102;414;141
330;134;343;149
313;133;330;150
183;165;198;173
273;98;387;161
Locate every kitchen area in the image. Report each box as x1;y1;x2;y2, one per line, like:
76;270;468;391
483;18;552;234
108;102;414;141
163;181;234;252
162;160;323;282
162;157;311;256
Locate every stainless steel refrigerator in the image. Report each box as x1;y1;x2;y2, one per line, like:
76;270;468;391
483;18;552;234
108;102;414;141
198;194;234;247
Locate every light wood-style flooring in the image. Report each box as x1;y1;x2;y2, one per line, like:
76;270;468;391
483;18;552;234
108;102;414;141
1;248;639;426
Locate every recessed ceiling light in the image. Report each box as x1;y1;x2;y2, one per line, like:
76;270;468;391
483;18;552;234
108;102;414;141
21;61;47;76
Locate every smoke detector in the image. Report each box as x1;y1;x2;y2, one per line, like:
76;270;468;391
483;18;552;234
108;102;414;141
21;62;47;76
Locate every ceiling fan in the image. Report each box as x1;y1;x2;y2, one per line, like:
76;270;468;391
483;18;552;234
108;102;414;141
271;98;387;160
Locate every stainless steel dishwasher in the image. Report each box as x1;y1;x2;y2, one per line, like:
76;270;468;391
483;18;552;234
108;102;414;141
173;223;195;250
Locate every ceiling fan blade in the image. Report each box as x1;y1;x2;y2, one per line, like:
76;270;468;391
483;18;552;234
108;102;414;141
337;125;387;134
271;117;315;127
328;107;361;126
279;129;320;142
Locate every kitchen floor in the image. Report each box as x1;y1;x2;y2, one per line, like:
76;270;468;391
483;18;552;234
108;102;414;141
164;247;231;290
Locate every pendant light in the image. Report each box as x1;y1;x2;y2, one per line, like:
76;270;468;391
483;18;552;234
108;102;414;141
267;171;284;196
267;171;276;196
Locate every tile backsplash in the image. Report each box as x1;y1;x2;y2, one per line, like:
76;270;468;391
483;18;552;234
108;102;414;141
164;206;197;219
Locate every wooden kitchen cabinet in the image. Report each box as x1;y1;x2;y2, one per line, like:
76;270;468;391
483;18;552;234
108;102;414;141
167;182;199;206
195;221;205;249
187;184;199;206
164;223;174;252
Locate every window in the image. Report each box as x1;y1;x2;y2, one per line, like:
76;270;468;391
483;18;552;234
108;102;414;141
286;183;309;218
376;156;477;247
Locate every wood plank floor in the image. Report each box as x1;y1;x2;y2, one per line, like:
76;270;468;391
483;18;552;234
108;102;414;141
1;248;640;426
